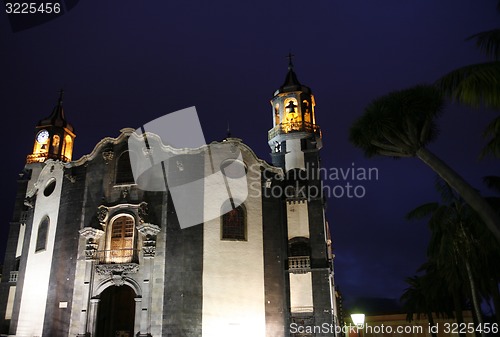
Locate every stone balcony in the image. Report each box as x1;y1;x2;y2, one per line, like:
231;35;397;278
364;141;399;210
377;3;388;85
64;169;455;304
288;256;311;274
9;271;18;283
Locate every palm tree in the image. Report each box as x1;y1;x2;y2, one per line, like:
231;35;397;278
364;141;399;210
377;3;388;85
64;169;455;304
435;1;500;157
401;269;454;337
349;84;500;242
481;176;500;324
401;275;439;337
406;180;498;336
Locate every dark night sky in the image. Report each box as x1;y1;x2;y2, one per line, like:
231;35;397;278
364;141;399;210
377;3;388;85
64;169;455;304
1;0;499;309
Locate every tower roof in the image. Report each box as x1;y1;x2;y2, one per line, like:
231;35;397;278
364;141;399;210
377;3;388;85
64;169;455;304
274;54;311;96
37;90;74;132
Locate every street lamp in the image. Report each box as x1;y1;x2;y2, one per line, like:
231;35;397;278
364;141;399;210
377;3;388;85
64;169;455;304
350;313;365;337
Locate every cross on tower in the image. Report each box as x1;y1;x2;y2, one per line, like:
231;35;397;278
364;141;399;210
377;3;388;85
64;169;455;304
58;89;64;104
286;52;295;69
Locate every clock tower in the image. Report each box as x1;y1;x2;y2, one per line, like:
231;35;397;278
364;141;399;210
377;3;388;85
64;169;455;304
26;91;76;164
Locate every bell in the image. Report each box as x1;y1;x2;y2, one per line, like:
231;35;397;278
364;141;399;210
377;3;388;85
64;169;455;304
286;100;297;113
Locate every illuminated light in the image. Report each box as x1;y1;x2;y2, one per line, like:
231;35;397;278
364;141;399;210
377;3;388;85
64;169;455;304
351;313;365;327
63;134;73;161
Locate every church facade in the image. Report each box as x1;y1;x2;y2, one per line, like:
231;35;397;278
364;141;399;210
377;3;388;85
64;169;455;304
0;64;339;337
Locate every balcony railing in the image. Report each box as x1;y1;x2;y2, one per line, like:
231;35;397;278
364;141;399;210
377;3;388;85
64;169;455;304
26;153;71;164
9;271;18;283
288;256;311;273
95;249;139;264
268;122;321;140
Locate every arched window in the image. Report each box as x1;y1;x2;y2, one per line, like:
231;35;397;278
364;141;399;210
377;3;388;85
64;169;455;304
221;204;246;241
52;134;60;154
274;103;280;126
116;151;135;185
36;216;50;252
109;215;135;263
289;237;310;257
63;135;73;161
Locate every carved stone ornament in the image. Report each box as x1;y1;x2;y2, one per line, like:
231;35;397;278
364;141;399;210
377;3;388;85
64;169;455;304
111;274;125;287
79;227;105;240
137;223;160;237
85;249;98;260
79;227;104;260
97;206;109;224
137;223;160;257
24;197;34;209
64;173;76;183
95;263;139;276
121;187;130;200
102;150;114;164
142;245;156;258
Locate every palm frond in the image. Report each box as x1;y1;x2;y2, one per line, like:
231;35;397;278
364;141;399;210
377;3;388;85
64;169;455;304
467;29;500;61
350;85;444;158
406;202;439;220
434;178;460;204
480;115;500;158
436;62;500;109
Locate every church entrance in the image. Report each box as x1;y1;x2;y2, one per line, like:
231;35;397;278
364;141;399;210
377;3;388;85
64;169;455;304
95;285;135;337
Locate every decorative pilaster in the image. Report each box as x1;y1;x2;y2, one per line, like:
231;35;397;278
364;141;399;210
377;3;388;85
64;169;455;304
77;227;104;336
79;227;104;260
96;205;109;228
88;298;100;337
137;223;160;258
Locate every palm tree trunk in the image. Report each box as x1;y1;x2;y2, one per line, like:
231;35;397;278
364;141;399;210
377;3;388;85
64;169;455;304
427;311;437;337
416;147;500;242
453;293;466;337
465;260;486;337
489;277;500;324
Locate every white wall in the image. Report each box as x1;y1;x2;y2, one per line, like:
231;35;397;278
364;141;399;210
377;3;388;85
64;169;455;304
289;273;313;312
16;162;64;336
285;139;304;171
202;146;266;337
286;201;309;239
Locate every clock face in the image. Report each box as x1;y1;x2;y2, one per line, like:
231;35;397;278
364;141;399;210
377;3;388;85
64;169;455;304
36;130;49;143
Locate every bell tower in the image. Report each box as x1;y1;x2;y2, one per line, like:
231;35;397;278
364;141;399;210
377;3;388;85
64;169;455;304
268;54;322;171
268;56;338;331
26;90;75;164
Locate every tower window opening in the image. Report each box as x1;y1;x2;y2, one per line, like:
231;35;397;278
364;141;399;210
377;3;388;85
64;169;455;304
274;103;280;126
289;238;310;257
283;98;301;132
302;100;311;123
63;134;73;161
52;134;60;151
